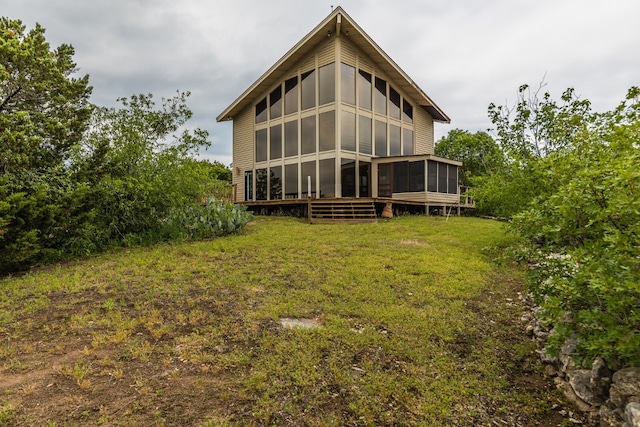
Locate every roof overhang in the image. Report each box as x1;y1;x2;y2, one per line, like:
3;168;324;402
216;7;450;124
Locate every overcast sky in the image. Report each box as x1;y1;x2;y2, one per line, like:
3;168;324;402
4;0;639;166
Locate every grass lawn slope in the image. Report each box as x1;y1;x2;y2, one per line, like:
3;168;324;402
0;216;566;426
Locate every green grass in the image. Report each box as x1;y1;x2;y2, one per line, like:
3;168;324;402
0;216;562;426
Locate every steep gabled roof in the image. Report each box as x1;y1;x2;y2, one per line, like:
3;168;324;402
216;7;450;123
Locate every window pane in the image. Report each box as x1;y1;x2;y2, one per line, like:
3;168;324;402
427;160;437;192
359;161;371;197
301;160;316;198
255;97;267;123
341;159;356;198
341;110;356;151
402;99;413;123
319;110;335;152
374;77;386;115
341;63;355;105
270;124;282;160
285;163;298;199
375;120;387;157
244;170;253;201
319;158;335;198
393;161;408;193
270;166;282;200
284;120;298;157
389;124;401;156
409;161;425;192
448;164;458;194
358;70;372;110
301;115;316;154
438;162;448;193
403;128;414;155
284;76;298;115
359;115;372;155
255;128;267;162
256;168;267;200
378;163;391;197
301;70;315;110
319;63;335;105
270;86;282;119
389;86;401;119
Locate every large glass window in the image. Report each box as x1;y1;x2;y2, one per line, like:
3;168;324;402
284;76;298;115
389;124;401;156
402;99;413;124
319;110;335;152
341;63;355;105
427;160;438;192
319;158;335;198
270;86;282;119
438;161;448;193
284;120;298;157
244;170;253;201
375;120;387;157
255;128;267;162
393;161;408;193
358;70;372;110
359;115;372;155
341;159;356;198
256;168;267;200
389;86;401;119
255;98;267;123
301;160;316;198
285;163;298;199
270;124;282;160
301;70;316;110
270;166;282;200
402;128;414;155
409;161;425;192
448;164;458;194
374;77;387;115
301;115;316;155
341;110;356;152
319;63;335;105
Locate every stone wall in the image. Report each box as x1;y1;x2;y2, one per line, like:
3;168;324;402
520;294;640;427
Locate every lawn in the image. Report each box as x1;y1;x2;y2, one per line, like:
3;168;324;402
0;216;565;426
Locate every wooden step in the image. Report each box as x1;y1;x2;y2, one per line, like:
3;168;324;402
309;200;377;224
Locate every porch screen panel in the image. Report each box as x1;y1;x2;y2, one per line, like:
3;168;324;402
427;160;437;192
341;159;356;198
270;166;282;200
359;115;372;154
319;158;335;198
285;163;298;199
438;161;448;193
448;164;458;194
393;161;408;193
255;128;267;162
409;161;425;192
301;160;316;198
256;168;267;200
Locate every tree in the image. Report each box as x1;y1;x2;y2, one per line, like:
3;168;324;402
0;17;92;271
434;129;504;186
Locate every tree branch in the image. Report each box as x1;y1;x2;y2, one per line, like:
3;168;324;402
0;86;22;113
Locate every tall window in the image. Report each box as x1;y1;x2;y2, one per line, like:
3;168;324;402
270;166;282;200
374;77;387;115
402;128;413;155
301;70;315;110
358;70;372;110
389;86;401;119
393;161;408;193
448;164;458;194
341;111;356;151
301;115;316;154
427;160;437;192
284;76;298;115
319;63;335;105
402;99;413;124
255;128;267;162
255;98;267;123
409;161;425;192
270;124;282;160
438;161;448;193
341;63;355;105
270;86;282;119
389;124;401;156
301;161;316;198
285;163;298;199
256;168;267;200
319;110;335;152
359;116;372;155
375;120;386;157
284;120;298;157
341;159;356;198
319;158;335;198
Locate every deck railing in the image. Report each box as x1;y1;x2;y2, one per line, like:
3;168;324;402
459;186;476;208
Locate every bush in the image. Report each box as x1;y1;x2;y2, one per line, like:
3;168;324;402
167;198;253;241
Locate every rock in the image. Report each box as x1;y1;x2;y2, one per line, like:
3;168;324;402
559;338;578;372
610;368;640;408
544;363;558;377
599;404;623;427
624;402;640;427
569;368;606;405
525;324;535;336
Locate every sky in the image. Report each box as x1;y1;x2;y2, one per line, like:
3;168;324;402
4;0;640;166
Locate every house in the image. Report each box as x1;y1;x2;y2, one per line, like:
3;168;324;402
217;7;473;220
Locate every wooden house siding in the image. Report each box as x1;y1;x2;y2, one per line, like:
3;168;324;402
232;107;253;202
340;38;357;65
317;39;335;67
414;107;434;155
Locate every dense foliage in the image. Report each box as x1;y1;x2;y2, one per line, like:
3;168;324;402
0;19;247;274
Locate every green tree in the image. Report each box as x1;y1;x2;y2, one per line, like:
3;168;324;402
0;18;92;271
